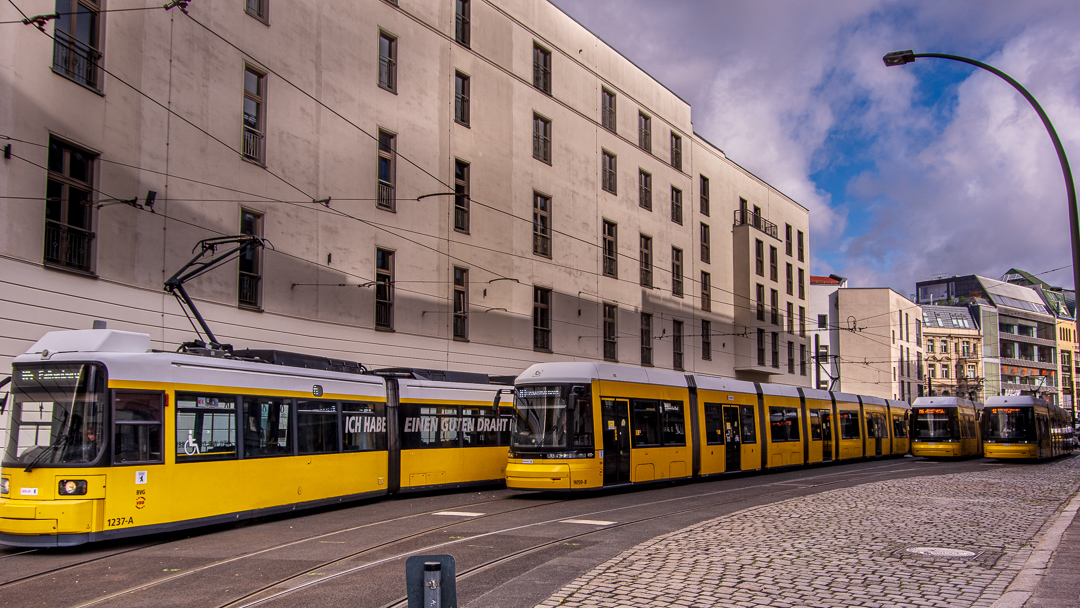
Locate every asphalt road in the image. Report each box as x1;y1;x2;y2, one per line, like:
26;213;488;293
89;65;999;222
0;456;995;608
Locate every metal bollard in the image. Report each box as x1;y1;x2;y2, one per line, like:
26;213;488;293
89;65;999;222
406;554;457;608
423;562;441;607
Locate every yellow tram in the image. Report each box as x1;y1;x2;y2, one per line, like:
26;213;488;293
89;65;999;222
505;362;912;491
0;329;513;547
982;395;1075;460
910;396;983;458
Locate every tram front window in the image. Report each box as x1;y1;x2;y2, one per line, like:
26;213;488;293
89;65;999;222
912;407;959;441
985;407;1033;442
512;385;593;451
4;364;107;468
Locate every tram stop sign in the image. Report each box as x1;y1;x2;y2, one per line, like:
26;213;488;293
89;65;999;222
406;554;457;608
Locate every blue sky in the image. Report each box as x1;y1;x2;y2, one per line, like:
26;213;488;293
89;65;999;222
549;0;1080;293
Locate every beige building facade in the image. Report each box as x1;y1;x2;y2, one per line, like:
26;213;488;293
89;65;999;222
833;288;923;401
921;305;984;401
0;0;812;417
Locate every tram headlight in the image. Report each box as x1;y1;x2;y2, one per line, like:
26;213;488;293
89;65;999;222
58;480;88;496
0;478;8;495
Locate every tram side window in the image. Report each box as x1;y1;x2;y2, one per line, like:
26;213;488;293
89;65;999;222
631;400;661;447
244;396;292;458
769;406;800;442
739;405;757;444
703;403;724;445
401;403;459;449
892;415;907;439
839;411;861;439
462;406;500;447
809;409;821;440
176;393;237;461
571;396;595;448
113;392;163;464
343;401;387;451
297;400;339;455
661;401;686;446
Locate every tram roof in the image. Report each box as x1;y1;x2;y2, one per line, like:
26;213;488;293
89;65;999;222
515;362;688;387
860;395;888;406
832;391;861;405
23;329;151;355
911;396;982;409
757;383;801;398
886;399;911;411
985;395;1049;407
799;387;833;401
692;374;757;395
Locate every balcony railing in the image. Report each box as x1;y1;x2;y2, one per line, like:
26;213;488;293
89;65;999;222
734;208;778;239
640;265;653;288
673;351;684;371
533;64;550;93
377;181;395;210
453;313;468;340
534;327;551;351
44;221;93;272
454;205;469;233
238;272;260;308
604;339;617;362
641;343;653;366
603;256;618;278
379;56;396;91
455;13;470;46
242;126;264;162
53;31;100;89
376;300;393;329
639;184;651;210
455;93;469;124
533;132;550;163
533;232;551;257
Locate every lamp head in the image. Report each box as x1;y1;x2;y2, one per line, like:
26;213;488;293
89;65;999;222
883;50;916;67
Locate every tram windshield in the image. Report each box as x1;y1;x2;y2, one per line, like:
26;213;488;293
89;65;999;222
984;407;1034;441
512;384;594;450
912;407;959;441
3;363;107;468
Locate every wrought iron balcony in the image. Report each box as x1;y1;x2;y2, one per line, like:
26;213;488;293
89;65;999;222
44;220;93;272
53;30;100;89
734;208;778;239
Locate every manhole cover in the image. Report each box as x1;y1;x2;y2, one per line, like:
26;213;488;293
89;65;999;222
905;547;977;558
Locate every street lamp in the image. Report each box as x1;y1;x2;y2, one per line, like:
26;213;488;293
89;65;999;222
883;50;1080;311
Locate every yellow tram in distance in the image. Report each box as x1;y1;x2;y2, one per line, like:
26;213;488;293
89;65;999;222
0;329;514;547
505;362;912;491
910;396;983;458
982;396;1075;460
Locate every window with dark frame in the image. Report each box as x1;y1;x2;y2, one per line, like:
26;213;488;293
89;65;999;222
797;230;805;261
700;175;710;216
602;88;616;131
454;159;470;233
455;0;470;47
602;220;618;278
788;341;795;374
771;332;780;368
798;268;805;299
454;72;470;126
673;320;684;370
238;210;263;308
771;289;779;325
378;32;397;92
670;132;682;170
785;224;793;256
44;138;96;273
641;313;653;366
533;114;551;163
377;129;396;210
701;271;711;312
769;246;778;281
671;186;683;225
533;286;551;351
245;0;268;22
786;263;793;295
799;306;806;337
757;328;766;366
242;66;266;163
787;302;794;334
638;112;651;152
800;344;807;375
639;234;653;287
755;239;764;276
53;0;102;89
701;222;710;263
603;303;618;361
113;392;164;464
533;192;551;258
818;314;828;329
375;248;395;330
602;151;617;194
672;247;683;297
639;169;652;210
533;43;551;94
454;267;468;340
756;283;765;321
701;319;712;360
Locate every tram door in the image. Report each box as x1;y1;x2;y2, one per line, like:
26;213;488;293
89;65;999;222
821;410;833;462
723;406;741;472
602;399;631;485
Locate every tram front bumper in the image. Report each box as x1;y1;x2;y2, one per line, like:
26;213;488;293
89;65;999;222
985;444;1038;459
912;442;961;458
505;462;571;490
0;497;97;537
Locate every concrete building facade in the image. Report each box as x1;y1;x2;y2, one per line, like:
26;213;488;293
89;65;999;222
831;288;923;401
921;305;984;401
809;274;846;390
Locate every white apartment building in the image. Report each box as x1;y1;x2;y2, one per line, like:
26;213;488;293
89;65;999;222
832;288;923;401
0;0;811;406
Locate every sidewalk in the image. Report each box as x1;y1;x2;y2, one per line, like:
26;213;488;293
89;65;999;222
537;457;1080;608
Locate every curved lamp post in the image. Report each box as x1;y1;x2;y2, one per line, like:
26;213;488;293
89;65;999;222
883;50;1080;311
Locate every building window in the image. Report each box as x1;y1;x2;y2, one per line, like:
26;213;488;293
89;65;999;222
639;170;652;210
701;271;711;312
242;66;266;163
755;239;765;276
671;187;683;225
245;0;268;22
799;306;806;337
378;32;397;92
454;160;470;233
602;151;617;194
53;0;101;89
534;287;551;351
672;247;684;297
941;340;948;354
772;332;780;368
758;328;766;366
942;365;950;379
238;210;263;308
455;0;470;47
818;314;829;330
788;341;795;374
787;302;794;334
533;114;551;163
928;364;936;378
771;289;779;325
375;248;394;330
700;175;710;216
603;303;618;361
533;192;551;258
927;339;934;353
600;88;618;131
377;129;396;211
453;267;468;340
602;220;618;278
798;268;805;299
670;132;682;170
800;344;807;376
702;320;712;361
533;43;551;94
797;230;805;262
770;246;778;281
786;263;793;295
639;234;653;287
756;284;765;322
673;320;684;370
962;341;970;357
967;364;977;379
641;313;653;366
44;138;96;273
454;72;470;126
638;112;651;152
785;224;792;256
700;223;711;264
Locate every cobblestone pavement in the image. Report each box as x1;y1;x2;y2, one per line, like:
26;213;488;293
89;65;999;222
537;457;1080;608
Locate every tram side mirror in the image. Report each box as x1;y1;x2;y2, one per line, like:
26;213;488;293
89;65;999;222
567;385;586;410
